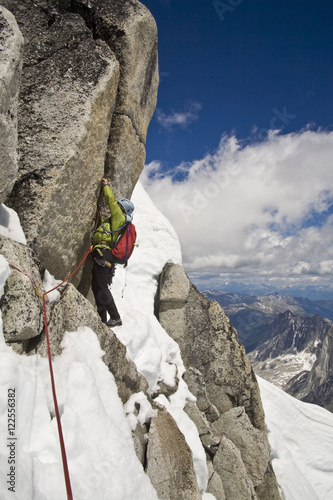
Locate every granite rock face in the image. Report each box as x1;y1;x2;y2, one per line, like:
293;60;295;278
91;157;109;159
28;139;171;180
3;0;119;284
156;262;281;500
146;409;201;500
70;0;159;198
0;6;23;204
0;235;43;343
72;0;158;142
3;0;158;284
157;264;265;430
213;436;258;500
211;407;270;488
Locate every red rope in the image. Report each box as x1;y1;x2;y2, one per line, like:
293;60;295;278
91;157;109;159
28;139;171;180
9;246;92;500
43;294;73;500
9;263;43;298
45;246;92;295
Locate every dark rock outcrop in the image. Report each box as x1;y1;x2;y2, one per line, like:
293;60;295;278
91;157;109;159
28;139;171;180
254;310;331;362
250;310;333;412
285;326;333;412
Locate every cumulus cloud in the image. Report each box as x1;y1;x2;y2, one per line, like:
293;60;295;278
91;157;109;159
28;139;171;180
156;101;202;130
141;130;333;288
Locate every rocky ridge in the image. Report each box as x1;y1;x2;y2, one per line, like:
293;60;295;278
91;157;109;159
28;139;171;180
0;1;280;499
285;326;333;412
156;263;280;499
205;290;333;351
249;310;333;412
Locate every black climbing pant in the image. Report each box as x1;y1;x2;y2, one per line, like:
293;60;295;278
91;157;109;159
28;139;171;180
91;249;120;323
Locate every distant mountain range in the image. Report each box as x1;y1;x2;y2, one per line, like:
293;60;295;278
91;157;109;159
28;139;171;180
197;281;333;301
248;311;333;413
202;290;333;413
202;290;333;351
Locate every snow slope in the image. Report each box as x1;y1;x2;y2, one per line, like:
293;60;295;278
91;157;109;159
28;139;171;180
0;258;160;499
258;376;333;500
1;183;333;499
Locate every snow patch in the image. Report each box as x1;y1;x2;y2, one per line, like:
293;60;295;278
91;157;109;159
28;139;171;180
124;392;157;431
0;204;26;244
258;376;333;500
253;350;317;388
43;270;63;303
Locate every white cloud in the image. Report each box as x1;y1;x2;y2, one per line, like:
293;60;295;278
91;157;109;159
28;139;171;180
141;130;333;288
156;101;202;130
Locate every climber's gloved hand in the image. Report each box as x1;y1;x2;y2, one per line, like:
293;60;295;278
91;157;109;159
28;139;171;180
102;178;108;186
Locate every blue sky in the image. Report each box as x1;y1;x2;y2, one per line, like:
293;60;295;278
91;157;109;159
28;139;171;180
139;0;333;299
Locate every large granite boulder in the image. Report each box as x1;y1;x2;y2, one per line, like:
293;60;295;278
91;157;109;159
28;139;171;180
213;436;258;500
0;235;43;343
72;0;158;142
157;263;265;430
3;1;119;285
211;407;270;488
3;0;158;286
0;6;23;203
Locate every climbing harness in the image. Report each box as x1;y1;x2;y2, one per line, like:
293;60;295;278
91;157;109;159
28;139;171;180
9;246;92;500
